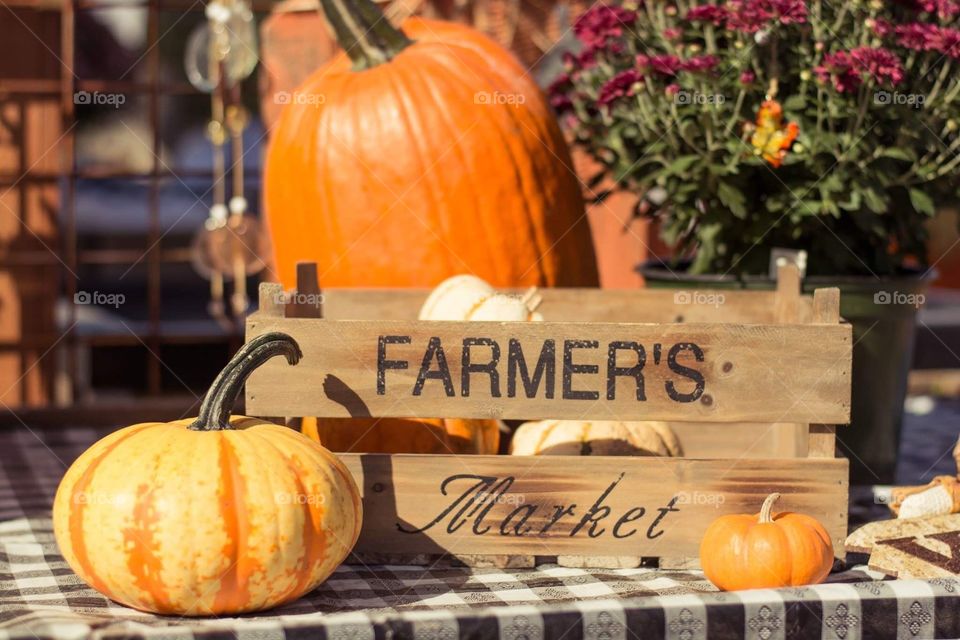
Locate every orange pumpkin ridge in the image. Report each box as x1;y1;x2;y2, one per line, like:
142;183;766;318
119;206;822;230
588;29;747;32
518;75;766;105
122;483;171;612
211;437;257;613
64;424;153;596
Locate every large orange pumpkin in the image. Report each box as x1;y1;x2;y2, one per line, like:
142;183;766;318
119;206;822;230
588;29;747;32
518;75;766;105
699;493;834;591
264;0;598;289
53;334;362;616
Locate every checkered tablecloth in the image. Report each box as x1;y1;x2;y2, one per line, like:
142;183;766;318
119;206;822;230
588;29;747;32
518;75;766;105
2;426;960;640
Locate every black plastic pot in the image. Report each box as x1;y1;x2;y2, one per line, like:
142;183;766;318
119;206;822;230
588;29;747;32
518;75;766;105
638;259;934;484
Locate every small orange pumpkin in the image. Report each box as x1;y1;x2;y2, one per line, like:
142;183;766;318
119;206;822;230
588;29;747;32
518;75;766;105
53;334;362;616
699;493;833;590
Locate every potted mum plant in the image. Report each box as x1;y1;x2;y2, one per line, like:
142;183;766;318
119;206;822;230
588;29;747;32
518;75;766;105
551;0;960;483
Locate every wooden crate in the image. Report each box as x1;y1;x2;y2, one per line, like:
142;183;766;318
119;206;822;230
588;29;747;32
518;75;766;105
245;263;851;567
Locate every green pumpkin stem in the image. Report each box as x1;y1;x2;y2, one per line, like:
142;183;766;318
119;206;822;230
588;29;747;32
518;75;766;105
759;493;781;523
189;333;302;431
318;0;413;71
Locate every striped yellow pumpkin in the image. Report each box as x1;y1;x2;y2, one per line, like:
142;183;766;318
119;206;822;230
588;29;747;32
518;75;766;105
52;333;362;616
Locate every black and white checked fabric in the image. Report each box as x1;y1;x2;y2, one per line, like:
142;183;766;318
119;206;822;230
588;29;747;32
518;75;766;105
2;426;960;639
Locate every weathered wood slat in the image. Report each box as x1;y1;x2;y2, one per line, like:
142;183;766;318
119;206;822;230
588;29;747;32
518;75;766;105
337;454;849;560
310;288;815;324
246;315;852;423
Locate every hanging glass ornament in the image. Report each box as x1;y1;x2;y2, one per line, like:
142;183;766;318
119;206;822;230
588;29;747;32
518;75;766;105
183;1;258;93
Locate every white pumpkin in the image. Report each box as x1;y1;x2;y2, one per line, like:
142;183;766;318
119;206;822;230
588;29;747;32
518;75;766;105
510;420;683;457
419;274;542;321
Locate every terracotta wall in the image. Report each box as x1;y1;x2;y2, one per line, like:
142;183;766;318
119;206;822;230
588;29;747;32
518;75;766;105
0;8;62;406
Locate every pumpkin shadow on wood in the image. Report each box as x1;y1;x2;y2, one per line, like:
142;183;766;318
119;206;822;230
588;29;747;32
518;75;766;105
322;374;372;417
321;375;453;564
353;451;456;571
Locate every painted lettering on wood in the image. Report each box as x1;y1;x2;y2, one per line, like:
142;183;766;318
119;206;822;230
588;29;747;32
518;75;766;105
378;335;705;404
396;473;679;541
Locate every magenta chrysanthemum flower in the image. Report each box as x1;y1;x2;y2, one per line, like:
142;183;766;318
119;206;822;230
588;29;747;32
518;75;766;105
597;69;645;107
740;69;757;84
547;73;574;114
685;4;728;25
725;0;807;32
549;93;574;114
932;27;960;57
769;0;808;24
894;22;941;50
689;0;806;32
725;0;770;32
637;54;683;76
815;47;904;92
576;47;598;68
850;47;905;85
574;4;639;49
872;18;893;37
681;55;721;72
910;0;960;19
663;27;683;40
878;21;960;58
815;52;860;92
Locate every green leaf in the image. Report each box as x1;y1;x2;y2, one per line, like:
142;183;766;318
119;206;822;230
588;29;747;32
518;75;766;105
838;189;862;212
820;172;844;195
909;188;936;216
879;148;915;162
862;187;889;214
782;95;806;112
717;181;748;218
663;154;701;176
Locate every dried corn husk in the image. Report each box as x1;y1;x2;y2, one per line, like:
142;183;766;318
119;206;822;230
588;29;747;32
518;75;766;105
890;475;960;518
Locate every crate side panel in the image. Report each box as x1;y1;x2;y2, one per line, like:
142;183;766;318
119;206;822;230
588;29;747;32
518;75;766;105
338;454;849;560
